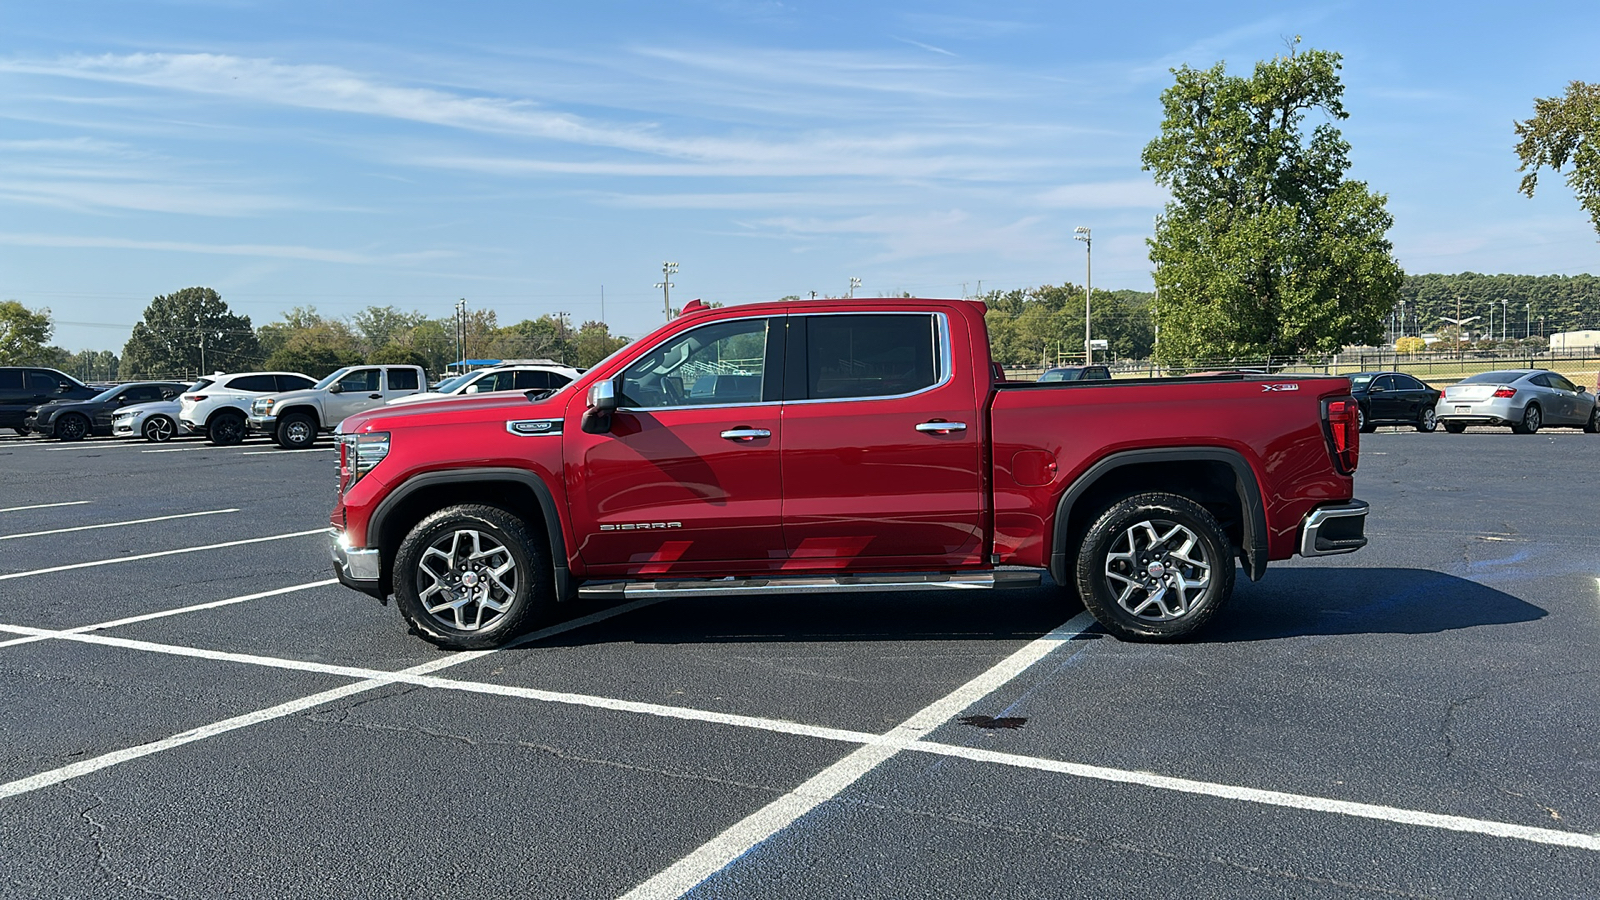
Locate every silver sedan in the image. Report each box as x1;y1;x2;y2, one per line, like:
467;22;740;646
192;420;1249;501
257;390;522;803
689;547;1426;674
1438;369;1599;434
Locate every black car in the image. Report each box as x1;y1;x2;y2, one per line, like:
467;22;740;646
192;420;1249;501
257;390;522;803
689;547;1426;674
0;367;102;434
25;381;191;441
1038;365;1112;382
1348;371;1442;432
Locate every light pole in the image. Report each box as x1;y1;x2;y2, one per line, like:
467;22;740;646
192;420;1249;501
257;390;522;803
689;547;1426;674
1500;298;1509;342
1074;226;1092;363
1440;316;1480;365
1398;300;1407;339
1487;304;1494;348
1525;303;1531;340
655;261;679;322
849;277;861;298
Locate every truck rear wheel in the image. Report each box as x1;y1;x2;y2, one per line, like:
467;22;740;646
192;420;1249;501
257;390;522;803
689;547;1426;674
1074;492;1235;642
393;504;550;650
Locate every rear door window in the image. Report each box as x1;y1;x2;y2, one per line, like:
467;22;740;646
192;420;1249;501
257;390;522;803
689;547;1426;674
514;370;554;390
27;371;61;391
386;368;420;391
798;314;939;400
228;374;278;392
277;374;314;391
0;370;21;390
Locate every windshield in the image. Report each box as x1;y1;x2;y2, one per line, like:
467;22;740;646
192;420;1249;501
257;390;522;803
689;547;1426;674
313;367;356;391
1459;370;1527;385
432;372;476;394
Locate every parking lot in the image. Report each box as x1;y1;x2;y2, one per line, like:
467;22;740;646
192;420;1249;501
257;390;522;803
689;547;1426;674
2;426;1598;899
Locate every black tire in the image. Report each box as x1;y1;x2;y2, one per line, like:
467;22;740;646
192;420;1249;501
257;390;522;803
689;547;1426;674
1584;405;1599;434
12;426;28;436
143;415;176;443
1443;422;1467;434
1415;404;1438;433
1511;404;1541;435
1074;492;1236;642
275;412;317;450
1357;404;1376;433
55;413;89;442
208;411;246;446
393;504;550;649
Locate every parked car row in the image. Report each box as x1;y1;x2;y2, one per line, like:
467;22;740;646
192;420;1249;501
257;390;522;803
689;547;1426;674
0;363;579;447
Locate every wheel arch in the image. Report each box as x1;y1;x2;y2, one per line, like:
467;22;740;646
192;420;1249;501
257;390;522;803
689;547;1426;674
1048;447;1268;588
275;404;322;429
368;468;572;603
205;405;247;427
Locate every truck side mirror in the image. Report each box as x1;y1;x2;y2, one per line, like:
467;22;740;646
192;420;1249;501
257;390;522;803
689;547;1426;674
328;383;344;394
581;378;619;434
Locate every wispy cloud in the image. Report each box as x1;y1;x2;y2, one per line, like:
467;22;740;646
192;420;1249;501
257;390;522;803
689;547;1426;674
1037;179;1168;209
0;232;454;265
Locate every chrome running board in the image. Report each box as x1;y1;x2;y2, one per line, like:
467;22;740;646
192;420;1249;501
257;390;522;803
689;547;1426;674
577;570;1041;600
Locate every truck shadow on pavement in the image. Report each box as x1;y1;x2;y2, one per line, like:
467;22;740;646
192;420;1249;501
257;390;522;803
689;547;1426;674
1200;566;1546;642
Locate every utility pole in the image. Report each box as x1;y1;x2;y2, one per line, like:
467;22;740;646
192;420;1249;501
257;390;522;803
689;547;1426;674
656;261;679;322
849;277;861;298
1074;227;1092;364
455;298;468;369
555;311;569;365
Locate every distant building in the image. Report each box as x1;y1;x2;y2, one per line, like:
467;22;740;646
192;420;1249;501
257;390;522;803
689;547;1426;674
1547;330;1600;352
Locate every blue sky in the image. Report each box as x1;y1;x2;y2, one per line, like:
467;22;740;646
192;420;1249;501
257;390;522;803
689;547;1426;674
4;0;1599;352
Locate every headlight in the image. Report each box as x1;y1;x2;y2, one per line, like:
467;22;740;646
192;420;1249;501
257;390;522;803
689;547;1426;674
252;398;275;415
337;431;390;491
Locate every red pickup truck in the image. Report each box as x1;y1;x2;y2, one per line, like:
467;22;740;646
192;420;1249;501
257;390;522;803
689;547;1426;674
329;298;1368;649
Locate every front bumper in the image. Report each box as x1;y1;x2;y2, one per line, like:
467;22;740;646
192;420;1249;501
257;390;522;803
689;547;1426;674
1299;500;1369;557
247;414;277;435
24;416;51;436
112;419;137;437
330;529;384;600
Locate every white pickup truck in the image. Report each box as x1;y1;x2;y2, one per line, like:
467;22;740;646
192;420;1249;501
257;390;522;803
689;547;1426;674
248;364;426;449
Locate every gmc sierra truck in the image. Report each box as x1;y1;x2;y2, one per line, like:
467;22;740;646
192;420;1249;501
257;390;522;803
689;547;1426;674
329;298;1369;649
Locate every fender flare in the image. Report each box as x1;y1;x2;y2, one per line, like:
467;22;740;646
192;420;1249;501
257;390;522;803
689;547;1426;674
1048;447;1269;587
368;467;574;602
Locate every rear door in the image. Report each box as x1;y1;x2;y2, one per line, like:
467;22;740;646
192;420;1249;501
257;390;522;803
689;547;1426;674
780;312;983;566
565;315;785;574
382;367;421;403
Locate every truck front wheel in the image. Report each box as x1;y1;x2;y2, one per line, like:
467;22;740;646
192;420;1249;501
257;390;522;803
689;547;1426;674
1074;492;1235;642
393;504;550;650
275;412;317;449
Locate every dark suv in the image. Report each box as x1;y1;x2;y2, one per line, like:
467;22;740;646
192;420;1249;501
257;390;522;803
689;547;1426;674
25;381;191;441
0;368;100;434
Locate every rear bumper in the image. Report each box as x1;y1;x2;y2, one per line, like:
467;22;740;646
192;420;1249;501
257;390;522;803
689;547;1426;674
330;529;384;600
1299;499;1369;557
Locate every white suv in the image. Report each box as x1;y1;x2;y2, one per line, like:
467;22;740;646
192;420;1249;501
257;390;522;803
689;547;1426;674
387;364;579;405
178;371;316;445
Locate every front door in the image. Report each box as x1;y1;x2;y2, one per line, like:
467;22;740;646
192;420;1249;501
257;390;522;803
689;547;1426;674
326;367;384;424
565;316;784;576
780;312;983;568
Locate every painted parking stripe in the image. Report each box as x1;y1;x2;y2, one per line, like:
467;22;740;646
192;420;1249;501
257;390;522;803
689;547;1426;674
618;611;1100;900
0;508;239;542
0;579;339;650
0;528;326;581
239;449;335;455
2;611;1596;856
905;741;1600;853
0;597;663;802
0;501;92;514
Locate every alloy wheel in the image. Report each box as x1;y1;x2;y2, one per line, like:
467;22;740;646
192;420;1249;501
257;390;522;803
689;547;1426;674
414;529;518;631
1102;518;1213;621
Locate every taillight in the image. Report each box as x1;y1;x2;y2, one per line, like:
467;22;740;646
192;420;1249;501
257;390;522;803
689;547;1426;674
187;395;206;402
1492;387;1517;398
1323;398;1360;474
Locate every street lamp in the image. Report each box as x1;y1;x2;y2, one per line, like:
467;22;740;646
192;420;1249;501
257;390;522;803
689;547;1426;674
1525;303;1531;340
1074;226;1092;363
849;276;861;298
1440;315;1480;365
655;261;679;322
1500;298;1509;342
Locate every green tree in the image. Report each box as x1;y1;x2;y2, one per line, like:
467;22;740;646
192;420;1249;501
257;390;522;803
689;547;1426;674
0;300;54;365
489;315;566;363
351;305;427;355
264;319;365;378
570;321;630;369
256;306;328;361
122;287;259;377
1142;43;1403;362
368;344;432;372
1515;81;1600;236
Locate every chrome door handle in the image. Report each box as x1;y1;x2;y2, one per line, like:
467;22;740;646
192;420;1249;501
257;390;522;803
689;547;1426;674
720;428;771;441
916;421;967;434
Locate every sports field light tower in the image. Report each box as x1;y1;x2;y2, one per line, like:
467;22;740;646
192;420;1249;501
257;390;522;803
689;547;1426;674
656;261;679;322
849;277;861;298
1074;227;1092;363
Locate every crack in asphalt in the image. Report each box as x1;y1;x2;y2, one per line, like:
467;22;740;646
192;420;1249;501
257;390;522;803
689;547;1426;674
67;785;182;900
301;714;789;797
826;795;1446;899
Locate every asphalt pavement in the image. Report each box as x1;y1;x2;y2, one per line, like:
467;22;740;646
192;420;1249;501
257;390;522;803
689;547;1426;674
1;425;1597;899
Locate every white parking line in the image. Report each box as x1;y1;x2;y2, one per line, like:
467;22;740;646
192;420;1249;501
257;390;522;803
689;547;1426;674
0;501;92;514
239;449;335;455
2;607;1595;856
0;528;326;581
618;610;1099;900
0;598;663;801
0;579;339;650
0;508;239;542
